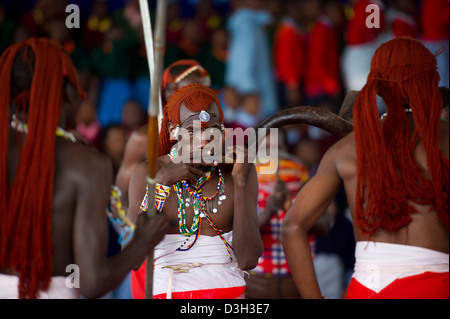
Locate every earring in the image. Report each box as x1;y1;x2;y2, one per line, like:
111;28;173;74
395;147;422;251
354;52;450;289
170;125;180;141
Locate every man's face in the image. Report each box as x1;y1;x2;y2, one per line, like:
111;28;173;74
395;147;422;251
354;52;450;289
169;101;223;163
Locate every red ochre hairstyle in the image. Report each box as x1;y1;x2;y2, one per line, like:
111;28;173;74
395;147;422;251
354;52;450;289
353;37;449;236
0;38;85;299
161;59;210;105
159;83;223;156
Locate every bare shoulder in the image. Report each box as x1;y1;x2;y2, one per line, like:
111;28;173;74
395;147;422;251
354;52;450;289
128;125;148;148
55;139;113;186
321;132;357;180
322;132;356;162
120;125;148;167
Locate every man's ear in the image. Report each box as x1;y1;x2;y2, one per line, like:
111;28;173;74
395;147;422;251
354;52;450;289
167;122;179;141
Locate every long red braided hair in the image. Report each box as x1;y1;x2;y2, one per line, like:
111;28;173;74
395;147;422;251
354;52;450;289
353;37;449;236
0;38;85;299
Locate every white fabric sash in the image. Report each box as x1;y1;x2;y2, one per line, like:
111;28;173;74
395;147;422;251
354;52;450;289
153;231;246;297
352;241;449;293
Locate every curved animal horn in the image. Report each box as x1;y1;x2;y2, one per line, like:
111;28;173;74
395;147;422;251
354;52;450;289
257;106;353;136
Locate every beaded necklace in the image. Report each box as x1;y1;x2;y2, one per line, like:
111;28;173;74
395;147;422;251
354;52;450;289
174;167;233;261
10;114;77;142
174;167;223;234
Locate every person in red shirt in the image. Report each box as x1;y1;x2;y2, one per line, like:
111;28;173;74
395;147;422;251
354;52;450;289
273;0;306;109
385;0;418;39
304;0;345;108
342;0;387;91
421;0;449;87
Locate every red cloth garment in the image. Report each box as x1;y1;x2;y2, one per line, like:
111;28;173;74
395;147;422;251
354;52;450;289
346;0;386;45
421;0;449;40
130;260;146;299
131;260;245;299
154;286;245;299
389;11;418;38
345;272;449;299
273;17;305;89
304;17;340;97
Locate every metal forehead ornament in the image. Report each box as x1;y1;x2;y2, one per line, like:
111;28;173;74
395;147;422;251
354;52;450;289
199;110;210;122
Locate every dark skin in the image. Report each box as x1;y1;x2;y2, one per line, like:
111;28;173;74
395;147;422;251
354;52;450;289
4;83;168;299
281;112;449;299
128;102;263;271
115;73;210;209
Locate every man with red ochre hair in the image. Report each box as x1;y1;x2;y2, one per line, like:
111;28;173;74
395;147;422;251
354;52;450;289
0;38;168;299
127;84;262;299
115;59;211;211
282;37;449;299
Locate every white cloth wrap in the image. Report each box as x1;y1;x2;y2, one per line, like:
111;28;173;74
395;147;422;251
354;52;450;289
152;231;246;297
0;274;80;299
352;241;449;293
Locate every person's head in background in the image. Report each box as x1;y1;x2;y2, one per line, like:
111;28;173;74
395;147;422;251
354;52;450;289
210;27;228;54
231;0;263;11
121;99;145;134
48;19;71;47
294;137;321;174
393;0;417;16
283;0;304;24
76;99;101;144
321;0;346;31
301;0;320;28
101;124;127;174
162;59;211;105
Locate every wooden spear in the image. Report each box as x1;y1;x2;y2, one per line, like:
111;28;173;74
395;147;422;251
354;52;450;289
138;0;167;299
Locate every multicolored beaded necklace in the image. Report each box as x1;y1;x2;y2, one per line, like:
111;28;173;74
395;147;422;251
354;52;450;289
174;166;233;261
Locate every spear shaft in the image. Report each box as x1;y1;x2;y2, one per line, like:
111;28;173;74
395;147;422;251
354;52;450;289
138;0;167;299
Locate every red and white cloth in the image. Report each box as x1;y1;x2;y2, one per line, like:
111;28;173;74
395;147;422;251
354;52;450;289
131;231;246;299
346;241;449;299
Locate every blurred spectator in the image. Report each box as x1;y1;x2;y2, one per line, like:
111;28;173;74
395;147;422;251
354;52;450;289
194;0;223;41
304;0;345;107
264;0;283;48
420;0;449;87
224;0;278;128
199;27;228;89
121;99;146;137
0;4;16;54
19;0;67;38
100;124;127;177
76;100;102;145
90;26;134;127
178;18;207;59
48;19;90;73
386;0;418;38
82;0;112;54
246;130;309;299
273;0;306;109
341;0;388;91
166;1;185;46
294;137;321;178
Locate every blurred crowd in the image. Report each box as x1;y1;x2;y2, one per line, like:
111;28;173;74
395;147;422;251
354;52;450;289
1;0;448;298
1;0;448;156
